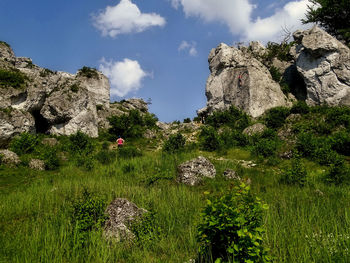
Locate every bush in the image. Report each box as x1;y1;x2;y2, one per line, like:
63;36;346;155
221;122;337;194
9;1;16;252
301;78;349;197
77;66;99;79
68;131;95;155
329;130;350;156
295;132;318;158
118;146;142;159
324;106;350;129
163;133;186;153
280;153;307;186
199;126;221;152
324;156;350;185
0;68;27;89
10;133;39;155
197;184;271;262
269;66;282;82
205;106;250;131
264;107;290;129
75;154;95;171
70;189;107;247
252;138;278;158
290;101;310;115
70;83;80;93
183;118;191;123
95;149;116;165
40;148;60;170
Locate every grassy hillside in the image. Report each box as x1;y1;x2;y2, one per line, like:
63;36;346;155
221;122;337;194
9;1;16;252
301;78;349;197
1;104;350;262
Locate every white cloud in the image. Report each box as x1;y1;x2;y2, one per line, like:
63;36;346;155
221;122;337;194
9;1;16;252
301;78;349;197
99;58;148;97
178;40;198;56
93;0;166;37
172;0;313;43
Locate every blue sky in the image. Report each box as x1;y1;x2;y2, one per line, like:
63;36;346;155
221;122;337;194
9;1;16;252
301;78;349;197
0;0;311;122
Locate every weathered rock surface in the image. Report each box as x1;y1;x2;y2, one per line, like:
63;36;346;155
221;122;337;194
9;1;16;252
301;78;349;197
104;198;147;241
198;42;290;118
41;138;58;147
292;26;350;106
29;159;45;170
0;42;110;142
0;149;21;166
177;156;216;186
242;123;267;136
223;169;241;180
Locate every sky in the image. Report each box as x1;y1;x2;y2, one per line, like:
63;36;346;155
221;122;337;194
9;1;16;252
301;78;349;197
0;0;312;122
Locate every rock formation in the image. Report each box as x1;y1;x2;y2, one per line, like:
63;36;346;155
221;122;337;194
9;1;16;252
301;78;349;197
0;41;110;145
291;26;350;106
198;42;291;118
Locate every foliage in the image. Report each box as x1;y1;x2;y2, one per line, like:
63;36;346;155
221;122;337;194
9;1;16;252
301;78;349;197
324;156;350;185
205;106;250;131
118;146;142;159
95;149;116;165
40;147;60;170
39;68;54;78
0;68;27;89
302;0;350;45
78;66;99;79
130;211;162;246
323;106;350;129
290;101;310;115
183;118;191;123
199;126;221;152
280;153;307;186
269;66;282;82
264;42;294;62
108;110;158;139
197;184;271;263
75;154;95;171
70;83;80;93
264;107;290;129
10;132;39;155
163;133;186;153
68;131;95;155
252;138;278;158
329;130;350;156
70;189;108;247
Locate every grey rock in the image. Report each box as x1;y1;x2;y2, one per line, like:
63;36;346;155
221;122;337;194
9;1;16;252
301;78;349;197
0;149;21;166
286;113;302;122
29;159;45;170
223;169;241;180
199;42;290;118
104;198;147;241
41;138;58;147
293;26;350;106
242;123;267;136
177;156;216;186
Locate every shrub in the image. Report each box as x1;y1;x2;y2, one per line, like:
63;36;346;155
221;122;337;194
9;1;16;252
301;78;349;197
130;210;162;246
197;184;271;262
68;131;95;155
329;130;350;156
199;126;221;152
183;118;191;123
118;146;142;159
70;189;107;247
75;154;95;171
40;148;60;170
324;106;350;129
264;41;294;62
144;113;158;127
269;66;282;82
264;107;290;129
280;153;307;186
324;156;350;185
0;69;27;89
295;132;319;158
290;101;310;115
77;66;99;79
10;132;39;155
163;133;186;153
205;106;250;130
70;83;80;93
95;149;116;165
252;138;278;158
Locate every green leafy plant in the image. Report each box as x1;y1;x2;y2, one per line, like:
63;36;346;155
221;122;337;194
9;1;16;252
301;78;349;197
205;106;250;131
324;156;350;185
199;126;221;152
68;131;95;155
290;101;310;115
264;107;290;129
70;189;108;247
0;69;27;89
118;146;142;159
95;149;116;165
280;153;307;186
163;133;186;153
184;118;191;123
70;83;80;93
252;138;278;158
197;184;271;263
40;147;60;170
10;132;39;155
77;66;99;79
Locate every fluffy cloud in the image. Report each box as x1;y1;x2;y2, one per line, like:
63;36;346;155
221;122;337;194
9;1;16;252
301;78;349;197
178;41;198;56
93;0;166;37
172;0;312;43
99;58;148;97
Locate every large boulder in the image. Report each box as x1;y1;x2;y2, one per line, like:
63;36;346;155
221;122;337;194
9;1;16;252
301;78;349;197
104;198;147;241
0;43;110;139
292;26;350;106
242;123;267;136
198;42;290;118
0;149;21;166
177;156;216;186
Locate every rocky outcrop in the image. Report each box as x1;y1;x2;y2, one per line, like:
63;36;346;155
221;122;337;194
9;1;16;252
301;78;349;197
0;42;110;142
292;26;350;106
0;149;21;166
198;42;290;118
29;159;45;170
104;198;147;241
177;156;216;186
242;123;267;136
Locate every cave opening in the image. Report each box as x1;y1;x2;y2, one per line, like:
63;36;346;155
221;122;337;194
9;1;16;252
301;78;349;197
284;65;307;101
31;110;50;134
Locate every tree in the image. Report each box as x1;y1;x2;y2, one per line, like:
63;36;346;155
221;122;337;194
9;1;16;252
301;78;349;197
302;0;350;45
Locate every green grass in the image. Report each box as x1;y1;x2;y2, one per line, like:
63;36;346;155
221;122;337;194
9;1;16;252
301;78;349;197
1;145;350;262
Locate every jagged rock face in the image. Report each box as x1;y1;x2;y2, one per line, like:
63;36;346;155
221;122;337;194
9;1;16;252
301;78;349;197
292;26;350;106
0;109;35;147
0;43;110;141
199;43;290;118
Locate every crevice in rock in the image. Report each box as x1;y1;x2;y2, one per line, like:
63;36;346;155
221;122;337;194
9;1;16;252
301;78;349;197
284;65;307;100
31;110;50;134
11;91;27;105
